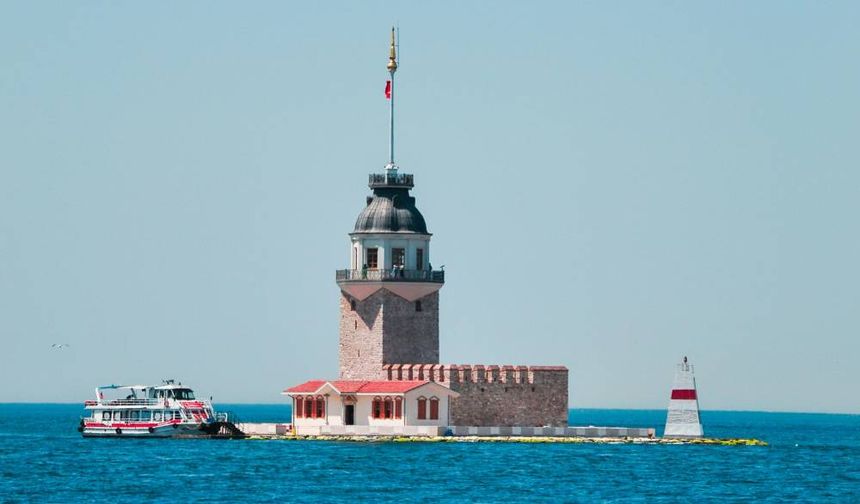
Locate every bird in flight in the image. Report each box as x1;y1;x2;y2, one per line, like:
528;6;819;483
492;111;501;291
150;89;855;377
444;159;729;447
51;344;70;350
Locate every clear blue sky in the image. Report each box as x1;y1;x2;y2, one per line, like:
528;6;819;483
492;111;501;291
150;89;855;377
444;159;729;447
1;1;858;412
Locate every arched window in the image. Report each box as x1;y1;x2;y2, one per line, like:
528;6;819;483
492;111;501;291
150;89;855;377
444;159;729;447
296;397;303;418
429;397;440;420
417;397;427;420
372;397;382;419
394;397;403;419
304;396;314;418
316;396;325;418
383;397;393;419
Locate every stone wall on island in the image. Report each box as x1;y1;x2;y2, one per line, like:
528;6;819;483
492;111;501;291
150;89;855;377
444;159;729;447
384;364;569;427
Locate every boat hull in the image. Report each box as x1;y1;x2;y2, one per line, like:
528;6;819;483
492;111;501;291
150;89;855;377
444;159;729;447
81;421;206;438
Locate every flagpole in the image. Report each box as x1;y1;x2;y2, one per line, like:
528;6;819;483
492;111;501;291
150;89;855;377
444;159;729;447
389;74;395;168
386;27;397;172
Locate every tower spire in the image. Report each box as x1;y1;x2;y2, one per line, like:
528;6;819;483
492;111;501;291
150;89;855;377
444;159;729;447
386;27;398;172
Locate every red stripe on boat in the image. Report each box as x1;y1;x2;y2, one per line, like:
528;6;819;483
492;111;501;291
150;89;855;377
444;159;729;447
84;422;158;428
83;420;183;428
670;389;697;400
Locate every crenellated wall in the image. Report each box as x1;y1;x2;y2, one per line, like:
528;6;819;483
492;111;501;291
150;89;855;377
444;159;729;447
384;364;569;427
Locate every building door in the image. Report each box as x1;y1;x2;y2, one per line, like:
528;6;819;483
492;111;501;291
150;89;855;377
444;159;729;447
344;405;355;425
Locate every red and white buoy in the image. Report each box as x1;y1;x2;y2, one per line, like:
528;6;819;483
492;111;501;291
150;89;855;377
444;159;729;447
664;356;704;438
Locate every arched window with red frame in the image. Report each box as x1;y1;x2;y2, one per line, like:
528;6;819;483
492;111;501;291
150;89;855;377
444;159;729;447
417;397;427;420
383;397;393;419
429;397;440;420
316;395;325;418
394;397;402;419
372;397;382;419
304;396;314;418
295;397;303;418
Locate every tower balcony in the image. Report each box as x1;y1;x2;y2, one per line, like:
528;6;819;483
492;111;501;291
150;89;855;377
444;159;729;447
336;268;444;283
336;268;444;302
368;173;414;189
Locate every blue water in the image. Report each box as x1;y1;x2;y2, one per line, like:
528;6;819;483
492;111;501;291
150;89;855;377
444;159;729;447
1;405;858;502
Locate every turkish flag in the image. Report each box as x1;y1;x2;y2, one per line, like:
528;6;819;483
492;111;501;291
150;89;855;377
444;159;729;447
385;80;392;100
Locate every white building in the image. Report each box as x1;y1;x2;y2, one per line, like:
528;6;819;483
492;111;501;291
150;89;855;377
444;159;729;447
283;380;459;436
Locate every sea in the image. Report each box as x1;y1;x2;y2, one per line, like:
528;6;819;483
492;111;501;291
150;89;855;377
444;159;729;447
0;404;857;503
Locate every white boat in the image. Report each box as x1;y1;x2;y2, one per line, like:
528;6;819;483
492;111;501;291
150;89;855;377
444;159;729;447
79;380;222;437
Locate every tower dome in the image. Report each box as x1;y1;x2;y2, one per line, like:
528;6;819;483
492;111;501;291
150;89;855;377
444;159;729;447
354;184;428;234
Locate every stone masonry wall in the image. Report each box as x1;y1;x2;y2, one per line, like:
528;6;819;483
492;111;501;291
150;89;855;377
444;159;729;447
339;291;384;380
382;291;439;368
339;289;439;380
384;364;569;427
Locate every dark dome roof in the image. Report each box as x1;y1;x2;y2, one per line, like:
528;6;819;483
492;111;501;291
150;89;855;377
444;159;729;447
353;188;428;234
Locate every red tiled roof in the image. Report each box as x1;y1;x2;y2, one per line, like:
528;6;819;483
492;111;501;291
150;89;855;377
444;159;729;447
283;380;326;394
283;380;431;395
328;380;367;393
352;381;428;394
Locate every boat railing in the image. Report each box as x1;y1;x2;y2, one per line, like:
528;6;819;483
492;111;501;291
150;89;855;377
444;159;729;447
84;398;162;407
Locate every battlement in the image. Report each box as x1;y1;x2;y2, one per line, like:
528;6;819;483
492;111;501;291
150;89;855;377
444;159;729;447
383;364;568;385
384;363;569;427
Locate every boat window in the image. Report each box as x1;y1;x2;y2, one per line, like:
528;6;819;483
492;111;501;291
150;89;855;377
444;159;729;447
130;410;140;421
154;411;163;421
139;410;150;421
113;411;121;421
102;411;110;421
174;389;195;400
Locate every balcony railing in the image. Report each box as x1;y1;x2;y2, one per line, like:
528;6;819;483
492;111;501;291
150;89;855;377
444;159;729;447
84;398;161;407
368;173;414;188
336;268;444;283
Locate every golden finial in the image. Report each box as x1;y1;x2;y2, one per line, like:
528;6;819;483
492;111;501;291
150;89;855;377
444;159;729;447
387;27;398;73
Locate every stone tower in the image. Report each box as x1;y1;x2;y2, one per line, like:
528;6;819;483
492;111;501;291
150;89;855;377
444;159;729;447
335;28;444;380
336;172;444;380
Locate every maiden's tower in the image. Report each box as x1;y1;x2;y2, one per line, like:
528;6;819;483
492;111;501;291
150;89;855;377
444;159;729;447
284;30;569;433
